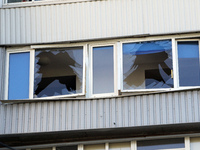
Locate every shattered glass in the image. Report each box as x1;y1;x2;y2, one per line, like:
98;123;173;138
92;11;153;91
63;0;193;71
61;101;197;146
34;47;83;98
123;40;173;90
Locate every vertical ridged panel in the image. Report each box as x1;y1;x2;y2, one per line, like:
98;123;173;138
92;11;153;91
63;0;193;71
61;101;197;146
1;0;200;45
0;104;5;134
1;90;200;134
0;48;5;100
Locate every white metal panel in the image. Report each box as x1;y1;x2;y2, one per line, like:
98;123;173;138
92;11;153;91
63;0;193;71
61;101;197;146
0;105;5;134
1;0;200;45
17;104;23;133
5;104;12;134
15;8;21;44
61;101;66;130
1;90;200;134
35;102;42;132
129;96;135;126
10;8;15;44
23;103;30;133
29;102;36;132
11;104;18;133
41;102;48;132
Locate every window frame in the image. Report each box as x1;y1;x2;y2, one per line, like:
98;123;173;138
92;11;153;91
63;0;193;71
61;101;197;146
175;39;200;89
120;38;174;93
89;43;118;98
5;45;86;100
4;37;200;100
5;48;35;100
120;38;200;93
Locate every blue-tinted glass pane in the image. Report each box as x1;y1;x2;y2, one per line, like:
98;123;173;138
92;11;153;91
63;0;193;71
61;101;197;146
123;40;173;90
34;47;83;98
93;46;114;94
178;41;200;86
137;138;184;150
8;52;30;100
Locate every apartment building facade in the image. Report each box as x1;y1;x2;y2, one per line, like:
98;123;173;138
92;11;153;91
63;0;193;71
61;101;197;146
1;0;200;149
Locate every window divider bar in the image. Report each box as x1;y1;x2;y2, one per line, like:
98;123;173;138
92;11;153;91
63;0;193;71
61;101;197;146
131;141;137;150
117;42;122;91
172;38;179;88
52;147;56;150
105;143;109;150
29;50;34;99
185;137;190;150
78;144;84;150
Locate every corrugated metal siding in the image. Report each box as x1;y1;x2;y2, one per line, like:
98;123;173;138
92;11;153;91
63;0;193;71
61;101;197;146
1;0;200;45
0;47;5;100
0;90;200;134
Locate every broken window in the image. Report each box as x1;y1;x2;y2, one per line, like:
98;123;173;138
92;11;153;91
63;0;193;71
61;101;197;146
178;41;200;86
123;40;173;90
34;47;83;98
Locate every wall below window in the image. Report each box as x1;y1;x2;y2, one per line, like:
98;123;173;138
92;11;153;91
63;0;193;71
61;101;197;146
1;89;200;135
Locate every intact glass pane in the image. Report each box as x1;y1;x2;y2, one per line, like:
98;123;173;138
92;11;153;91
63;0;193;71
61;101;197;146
56;145;77;150
7;0;31;3
191;137;200;150
84;144;105;150
137;138;184;150
34;47;83;98
109;142;130;150
8;52;30;100
123;40;173;90
178;41;200;86
93;46;114;94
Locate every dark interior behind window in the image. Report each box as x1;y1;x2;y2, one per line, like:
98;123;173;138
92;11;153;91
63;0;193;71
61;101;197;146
137;138;184;150
123;40;173;90
34;47;83;98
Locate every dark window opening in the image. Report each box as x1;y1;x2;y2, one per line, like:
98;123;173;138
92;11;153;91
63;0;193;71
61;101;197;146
57;145;78;150
34;47;83;98
137;138;185;150
123;40;173;90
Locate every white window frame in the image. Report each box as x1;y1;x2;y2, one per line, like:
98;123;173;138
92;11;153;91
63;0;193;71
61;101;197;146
5;48;35;100
5;45;86;100
174;39;200;89
120;38;200;93
89;43;118;98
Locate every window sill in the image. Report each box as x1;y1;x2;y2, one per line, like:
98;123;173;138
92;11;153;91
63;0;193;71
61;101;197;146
121;86;200;96
1;86;200;104
2;0;97;8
